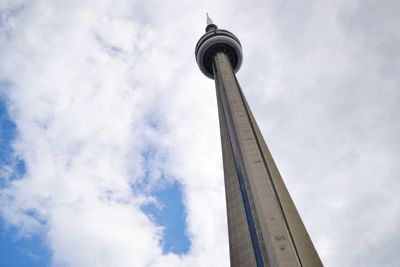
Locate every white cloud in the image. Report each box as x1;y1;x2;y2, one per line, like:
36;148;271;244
1;0;399;266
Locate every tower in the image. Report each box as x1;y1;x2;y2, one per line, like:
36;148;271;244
195;16;323;267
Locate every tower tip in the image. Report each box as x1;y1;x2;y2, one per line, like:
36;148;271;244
206;13;214;25
205;13;217;32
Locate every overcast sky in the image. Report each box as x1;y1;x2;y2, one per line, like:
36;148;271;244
0;0;399;266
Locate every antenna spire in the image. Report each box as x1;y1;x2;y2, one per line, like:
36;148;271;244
206;13;213;25
205;13;217;32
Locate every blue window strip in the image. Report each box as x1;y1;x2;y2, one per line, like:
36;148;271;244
214;59;265;267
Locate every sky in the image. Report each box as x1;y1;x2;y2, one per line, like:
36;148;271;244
0;0;399;266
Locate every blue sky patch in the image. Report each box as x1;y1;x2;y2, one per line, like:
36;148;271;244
142;181;191;255
0;93;16;165
0;90;26;188
0;89;41;266
0;218;51;267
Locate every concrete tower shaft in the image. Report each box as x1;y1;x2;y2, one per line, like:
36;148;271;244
195;18;323;267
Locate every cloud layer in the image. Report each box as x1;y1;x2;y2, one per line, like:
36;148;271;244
1;0;399;266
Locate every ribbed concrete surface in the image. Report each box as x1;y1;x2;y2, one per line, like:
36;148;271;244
213;52;323;267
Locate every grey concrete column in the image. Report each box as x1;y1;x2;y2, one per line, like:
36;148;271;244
213;52;323;267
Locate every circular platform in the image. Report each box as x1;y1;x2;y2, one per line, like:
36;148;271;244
195;29;243;79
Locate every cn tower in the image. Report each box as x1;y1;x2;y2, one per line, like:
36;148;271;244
195;15;323;267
